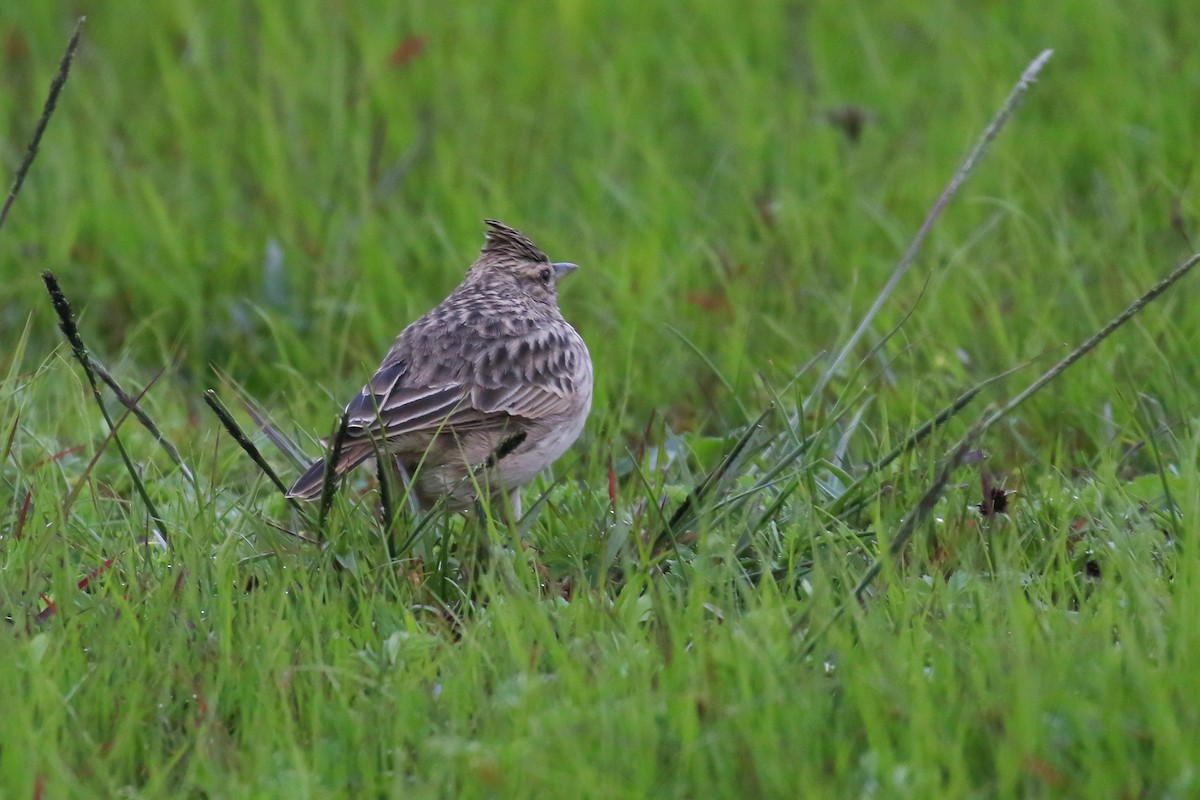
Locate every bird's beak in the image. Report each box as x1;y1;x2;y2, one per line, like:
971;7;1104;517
553;262;579;278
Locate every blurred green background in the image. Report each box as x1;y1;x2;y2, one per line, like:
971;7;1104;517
2;0;1197;444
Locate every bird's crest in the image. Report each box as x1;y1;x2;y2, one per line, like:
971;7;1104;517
481;220;548;263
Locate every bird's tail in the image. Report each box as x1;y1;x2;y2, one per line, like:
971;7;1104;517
287;444;373;500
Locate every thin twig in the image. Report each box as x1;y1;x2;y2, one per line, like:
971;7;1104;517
91;359;194;484
852;416;989;604
60;381;154;522
828;357;1042;519
979;253;1200;430
0;18;85;235
204;388;311;520
263;518;320;546
316;411;351;534
482;431;528;470
845;251;1200;611
43;271;167;546
807;49;1054;408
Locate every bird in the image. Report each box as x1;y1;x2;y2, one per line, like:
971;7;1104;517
288;219;593;518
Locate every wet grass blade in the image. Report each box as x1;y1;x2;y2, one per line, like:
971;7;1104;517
204;388;311;522
0;18;84;235
43;271;167;546
650;403;775;556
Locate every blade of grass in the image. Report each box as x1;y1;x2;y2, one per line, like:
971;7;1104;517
650;403;776;557
665;323;750;421
865;249;1200;601
0;18;84;235
851;415;990;604
90;359;194;485
375;447;397;558
316;410;351;534
806;49;1054;409
203;388;311;522
212;365;309;468
827;357;1041;519
1137;402;1182;542
804;250;1200;647
59;391;142;518
1;316;34;467
977;253;1200;432
43;271;167;547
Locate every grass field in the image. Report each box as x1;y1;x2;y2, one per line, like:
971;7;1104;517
2;1;1199;797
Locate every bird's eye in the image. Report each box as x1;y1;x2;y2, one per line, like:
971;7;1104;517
538;267;553;284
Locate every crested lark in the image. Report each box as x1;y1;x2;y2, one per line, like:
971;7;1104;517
288;220;593;516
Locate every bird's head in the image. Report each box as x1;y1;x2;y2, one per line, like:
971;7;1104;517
469;219;579;307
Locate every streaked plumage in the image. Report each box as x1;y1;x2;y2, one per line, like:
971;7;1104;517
288;220;592;514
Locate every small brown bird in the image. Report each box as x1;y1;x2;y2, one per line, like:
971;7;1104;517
288;220;592;516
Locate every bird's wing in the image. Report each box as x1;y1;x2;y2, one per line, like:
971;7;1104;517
345;324;587;443
343;359;484;440
288;358;470;501
469;326;589;421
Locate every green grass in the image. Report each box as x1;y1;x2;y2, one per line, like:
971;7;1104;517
2;1;1199;796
